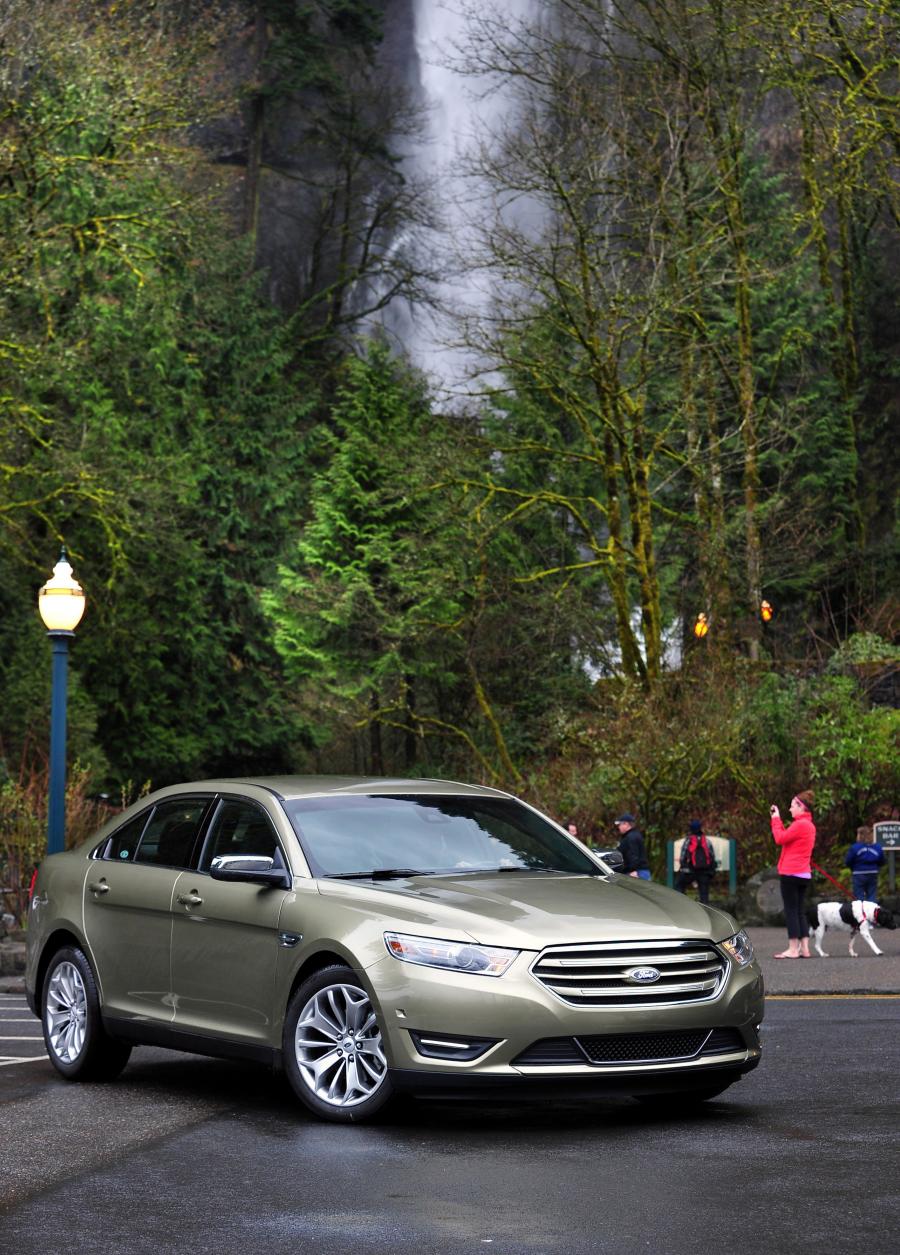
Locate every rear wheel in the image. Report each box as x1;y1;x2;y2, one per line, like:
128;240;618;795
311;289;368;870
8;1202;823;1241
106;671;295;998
283;965;393;1123
42;946;132;1081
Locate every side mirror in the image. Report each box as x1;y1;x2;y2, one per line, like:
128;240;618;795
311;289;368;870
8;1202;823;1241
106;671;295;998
209;855;290;889
595;848;625;872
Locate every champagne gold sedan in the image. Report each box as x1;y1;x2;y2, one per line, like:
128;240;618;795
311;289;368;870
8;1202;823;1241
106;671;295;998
26;777;763;1122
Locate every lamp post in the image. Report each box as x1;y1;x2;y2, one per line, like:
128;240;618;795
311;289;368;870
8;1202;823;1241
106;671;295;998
38;548;86;855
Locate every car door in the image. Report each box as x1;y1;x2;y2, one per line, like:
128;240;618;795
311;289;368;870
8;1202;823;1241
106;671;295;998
82;796;212;1023
169;796;290;1045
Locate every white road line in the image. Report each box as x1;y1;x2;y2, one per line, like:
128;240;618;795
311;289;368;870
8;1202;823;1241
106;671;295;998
0;1035;44;1041
0;1056;47;1066
0;1018;36;1022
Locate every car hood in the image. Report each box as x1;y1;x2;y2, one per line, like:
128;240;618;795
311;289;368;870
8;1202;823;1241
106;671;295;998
316;872;736;948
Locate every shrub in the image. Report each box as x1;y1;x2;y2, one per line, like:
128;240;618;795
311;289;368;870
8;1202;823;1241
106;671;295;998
0;764;121;928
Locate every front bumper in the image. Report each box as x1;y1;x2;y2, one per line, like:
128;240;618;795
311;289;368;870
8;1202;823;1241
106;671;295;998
367;946;764;1089
391;1056;760;1100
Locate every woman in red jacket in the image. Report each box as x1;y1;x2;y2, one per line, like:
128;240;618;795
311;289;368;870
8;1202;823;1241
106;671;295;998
770;790;816;958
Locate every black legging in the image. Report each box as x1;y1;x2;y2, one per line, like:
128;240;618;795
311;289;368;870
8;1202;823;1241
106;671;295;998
780;874;810;939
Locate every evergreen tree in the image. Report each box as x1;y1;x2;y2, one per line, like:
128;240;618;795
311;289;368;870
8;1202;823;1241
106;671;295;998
263;340;464;773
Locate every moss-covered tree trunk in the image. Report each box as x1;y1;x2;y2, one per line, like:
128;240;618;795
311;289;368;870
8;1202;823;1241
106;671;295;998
242;3;268;252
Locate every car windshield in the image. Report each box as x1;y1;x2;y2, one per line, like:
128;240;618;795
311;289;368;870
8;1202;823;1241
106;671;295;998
283;794;602;878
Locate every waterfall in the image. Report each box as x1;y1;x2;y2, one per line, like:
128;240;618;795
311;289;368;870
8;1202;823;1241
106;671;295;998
401;0;538;396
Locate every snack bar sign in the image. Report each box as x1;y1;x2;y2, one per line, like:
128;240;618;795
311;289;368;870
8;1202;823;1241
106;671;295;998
874;822;900;849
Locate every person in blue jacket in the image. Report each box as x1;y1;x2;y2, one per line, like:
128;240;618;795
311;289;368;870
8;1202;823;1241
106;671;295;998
845;825;885;901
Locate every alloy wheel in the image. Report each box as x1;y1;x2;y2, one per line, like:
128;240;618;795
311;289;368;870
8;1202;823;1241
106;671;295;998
294;983;387;1108
45;961;88;1064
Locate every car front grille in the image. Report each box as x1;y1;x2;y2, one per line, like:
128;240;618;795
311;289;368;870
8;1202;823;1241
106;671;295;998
511;1027;746;1067
530;939;728;1008
578;1029;709;1063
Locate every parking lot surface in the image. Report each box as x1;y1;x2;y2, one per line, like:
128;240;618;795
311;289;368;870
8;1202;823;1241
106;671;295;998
1;994;898;1254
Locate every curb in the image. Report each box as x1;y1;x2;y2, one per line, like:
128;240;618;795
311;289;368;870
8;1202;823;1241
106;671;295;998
765;989;900;998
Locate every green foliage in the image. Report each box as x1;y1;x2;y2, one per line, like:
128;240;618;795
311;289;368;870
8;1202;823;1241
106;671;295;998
526;663;760;876
0;2;314;789
804;677;900;825
264;339;468;765
69;237;316;785
0;0;226;569
0;0;896;868
825;633;900;672
0;617;108;784
523;659;899;878
0;764;115;926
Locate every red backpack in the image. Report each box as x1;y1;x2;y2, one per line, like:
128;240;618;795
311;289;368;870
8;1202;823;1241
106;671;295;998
689;835;714;870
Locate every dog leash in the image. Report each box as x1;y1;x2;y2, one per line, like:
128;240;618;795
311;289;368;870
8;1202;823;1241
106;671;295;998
811;860;854;899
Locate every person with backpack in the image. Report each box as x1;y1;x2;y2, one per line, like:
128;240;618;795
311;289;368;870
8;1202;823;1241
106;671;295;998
675;820;717;903
844;824;885;902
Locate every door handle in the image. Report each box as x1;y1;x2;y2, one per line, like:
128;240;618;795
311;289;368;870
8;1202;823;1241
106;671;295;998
177;891;203;907
88;881;109;895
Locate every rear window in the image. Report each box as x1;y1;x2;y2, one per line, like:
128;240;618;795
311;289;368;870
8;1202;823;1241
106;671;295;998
102;811;151;862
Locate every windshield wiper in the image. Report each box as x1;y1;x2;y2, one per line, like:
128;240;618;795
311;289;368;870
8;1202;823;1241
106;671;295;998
326;868;433;880
493;866;602;876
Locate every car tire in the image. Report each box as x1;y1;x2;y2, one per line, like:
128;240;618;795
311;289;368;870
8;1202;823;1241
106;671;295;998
633;1079;737;1108
283;964;394;1123
41;946;132;1082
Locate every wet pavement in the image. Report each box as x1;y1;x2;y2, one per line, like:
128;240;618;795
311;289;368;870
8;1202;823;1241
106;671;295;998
747;924;900;995
0;998;898;1253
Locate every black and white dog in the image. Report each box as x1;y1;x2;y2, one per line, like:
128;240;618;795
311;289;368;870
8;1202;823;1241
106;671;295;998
808;900;897;957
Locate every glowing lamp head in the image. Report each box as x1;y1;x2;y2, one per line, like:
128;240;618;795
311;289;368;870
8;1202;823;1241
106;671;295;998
38;549;86;633
693;613;710;639
760;600;773;622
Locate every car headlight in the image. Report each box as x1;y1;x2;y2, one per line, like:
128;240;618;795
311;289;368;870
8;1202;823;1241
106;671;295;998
720;929;754;967
384;932;519;976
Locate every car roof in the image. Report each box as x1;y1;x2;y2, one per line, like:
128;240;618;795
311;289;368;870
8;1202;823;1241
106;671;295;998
75;776;522;856
154;776;514;803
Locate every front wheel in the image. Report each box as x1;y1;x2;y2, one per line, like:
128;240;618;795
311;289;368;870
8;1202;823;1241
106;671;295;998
283;965;393;1122
42;946;132;1081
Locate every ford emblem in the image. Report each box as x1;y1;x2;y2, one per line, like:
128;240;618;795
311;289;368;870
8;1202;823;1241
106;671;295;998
625;966;661;984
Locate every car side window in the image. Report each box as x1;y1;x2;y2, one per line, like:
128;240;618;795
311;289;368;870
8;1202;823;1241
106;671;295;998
134;799;208;869
200;799;283;871
103;811;152;862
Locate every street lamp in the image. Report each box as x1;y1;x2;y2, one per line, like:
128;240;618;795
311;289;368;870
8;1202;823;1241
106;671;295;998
38;548;86;855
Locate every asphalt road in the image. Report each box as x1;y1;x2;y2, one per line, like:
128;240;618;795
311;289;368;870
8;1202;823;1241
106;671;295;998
1;994;898;1254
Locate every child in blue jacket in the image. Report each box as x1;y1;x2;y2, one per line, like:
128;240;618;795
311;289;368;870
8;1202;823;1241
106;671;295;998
845;825;885;901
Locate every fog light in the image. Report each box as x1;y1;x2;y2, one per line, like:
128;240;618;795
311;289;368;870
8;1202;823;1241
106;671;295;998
408;1031;500;1061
